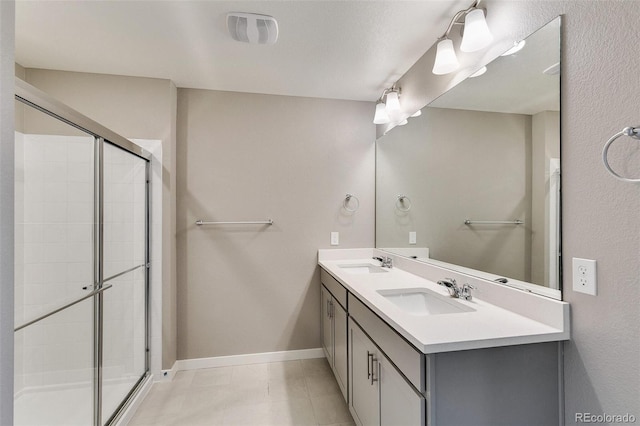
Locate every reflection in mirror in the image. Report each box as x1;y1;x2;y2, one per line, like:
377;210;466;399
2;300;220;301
376;17;561;298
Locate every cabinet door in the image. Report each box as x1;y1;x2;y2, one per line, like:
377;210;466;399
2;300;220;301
349;319;380;426
379;354;425;426
333;301;348;401
321;286;334;365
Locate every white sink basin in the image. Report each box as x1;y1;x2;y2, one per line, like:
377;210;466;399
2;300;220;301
377;288;475;315
338;264;389;275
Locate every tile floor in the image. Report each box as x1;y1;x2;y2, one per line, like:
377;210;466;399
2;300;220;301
129;358;355;426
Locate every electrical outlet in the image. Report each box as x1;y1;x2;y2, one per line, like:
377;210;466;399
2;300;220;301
409;232;417;245
572;257;597;295
330;232;339;246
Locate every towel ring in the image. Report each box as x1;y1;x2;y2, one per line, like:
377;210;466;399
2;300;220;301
602;126;640;183
343;194;360;213
396;194;412;212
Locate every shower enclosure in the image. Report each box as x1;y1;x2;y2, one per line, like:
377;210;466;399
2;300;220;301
13;79;150;425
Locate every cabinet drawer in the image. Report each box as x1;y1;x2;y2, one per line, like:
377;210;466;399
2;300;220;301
349;293;425;392
320;268;348;309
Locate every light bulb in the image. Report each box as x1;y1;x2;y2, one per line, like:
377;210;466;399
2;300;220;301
385;91;401;121
460;8;493;52
373;101;390;124
432;38;459;75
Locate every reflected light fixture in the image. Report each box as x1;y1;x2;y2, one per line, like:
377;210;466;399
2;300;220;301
501;40;526;56
432;0;493;75
372;86;401;124
469;66;487;78
411;110;422;118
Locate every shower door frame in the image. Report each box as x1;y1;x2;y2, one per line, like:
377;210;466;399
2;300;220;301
14;77;152;426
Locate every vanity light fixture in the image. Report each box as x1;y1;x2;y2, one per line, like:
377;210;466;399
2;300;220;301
432;0;493;75
411;110;422;118
459;8;493;52
432;39;460;75
372;86;402;124
373;100;390;124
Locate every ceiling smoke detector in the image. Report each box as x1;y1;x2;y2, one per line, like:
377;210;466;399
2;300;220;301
227;12;279;45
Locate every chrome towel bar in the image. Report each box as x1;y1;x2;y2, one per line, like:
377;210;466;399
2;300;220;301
602;126;640;183
464;219;524;225
196;219;273;226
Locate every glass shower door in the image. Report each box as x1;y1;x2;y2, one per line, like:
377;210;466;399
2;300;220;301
14;99;97;426
101;142;148;424
14;84;151;426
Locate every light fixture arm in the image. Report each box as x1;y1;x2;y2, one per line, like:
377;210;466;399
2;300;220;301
377;85;401;102
437;0;481;40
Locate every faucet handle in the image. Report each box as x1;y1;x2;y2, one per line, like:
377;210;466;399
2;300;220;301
437;278;459;297
460;283;475;300
437;278;457;287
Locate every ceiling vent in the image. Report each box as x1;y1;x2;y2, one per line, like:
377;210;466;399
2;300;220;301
227;12;278;45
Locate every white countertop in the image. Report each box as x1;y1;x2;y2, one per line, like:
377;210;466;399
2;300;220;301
319;251;570;354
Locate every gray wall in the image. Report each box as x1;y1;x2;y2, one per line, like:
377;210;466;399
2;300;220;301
0;1;15;424
176;89;374;359
376;107;532;282
20;69;179;369
386;1;640;422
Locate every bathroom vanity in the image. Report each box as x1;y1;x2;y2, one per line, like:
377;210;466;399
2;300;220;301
319;249;569;426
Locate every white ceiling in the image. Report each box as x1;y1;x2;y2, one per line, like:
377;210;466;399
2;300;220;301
15;0;472;102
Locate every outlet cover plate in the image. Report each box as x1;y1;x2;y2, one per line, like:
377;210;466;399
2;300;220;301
572;257;597;295
330;232;339;246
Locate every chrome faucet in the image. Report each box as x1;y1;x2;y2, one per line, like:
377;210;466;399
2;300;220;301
437;278;475;300
373;256;393;268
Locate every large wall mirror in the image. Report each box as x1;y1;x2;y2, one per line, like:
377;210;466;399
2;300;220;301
376;17;561;299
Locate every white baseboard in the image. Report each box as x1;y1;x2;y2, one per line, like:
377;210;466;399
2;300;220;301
175;348;325;372
153;362;178;383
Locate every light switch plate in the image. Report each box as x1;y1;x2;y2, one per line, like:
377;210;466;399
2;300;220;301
330;232;339;246
409;232;417;245
572;257;597;295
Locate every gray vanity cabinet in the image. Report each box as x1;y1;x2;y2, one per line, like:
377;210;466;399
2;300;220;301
321;286;334;365
349;318;425;426
349;319;380;426
320;266;563;426
379;354;424;426
320;273;348;401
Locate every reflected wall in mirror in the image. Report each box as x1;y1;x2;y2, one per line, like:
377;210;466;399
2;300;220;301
376;17;561;297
